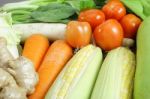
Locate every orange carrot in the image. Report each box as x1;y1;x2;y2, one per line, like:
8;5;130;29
29;40;73;99
22;34;49;71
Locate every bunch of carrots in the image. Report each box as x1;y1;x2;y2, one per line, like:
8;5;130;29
22;34;73;99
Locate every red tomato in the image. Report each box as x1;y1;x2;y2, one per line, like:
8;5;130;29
93;19;123;51
120;14;141;38
78;9;105;30
102;0;126;20
66;21;92;48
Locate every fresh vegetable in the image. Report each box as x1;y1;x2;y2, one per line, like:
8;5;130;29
78;9;105;29
94;0;106;7
45;45;103;99
0;68;27;99
1;0;96;24
0;13;21;58
66;21;92;48
0;87;26;99
0;37;38;95
91;47;135;99
13;23;67;42
66;0;96;13
22;34;49;70
102;0;126;20
0;37;14;68
93;19;123;51
29;40;73;99
8;56;39;95
120;14;141;38
0;37;38;98
121;0;150;20
0;0;53;12
30;3;76;23
134;16;150;99
0;0;60;23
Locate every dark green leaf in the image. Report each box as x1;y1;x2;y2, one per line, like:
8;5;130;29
31;3;76;22
93;0;106;6
66;0;96;14
80;0;96;10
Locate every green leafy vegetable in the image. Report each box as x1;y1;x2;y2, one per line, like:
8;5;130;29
0;0;96;24
0;13;21;58
31;3;75;22
121;0;150;20
0;0;55;24
66;0;96;13
0;0;51;12
93;0;106;7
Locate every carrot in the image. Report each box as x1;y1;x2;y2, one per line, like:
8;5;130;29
22;34;49;71
29;40;73;99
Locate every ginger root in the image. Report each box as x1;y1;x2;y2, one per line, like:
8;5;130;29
8;56;39;95
0;86;27;99
0;38;14;68
0;37;39;97
0;68;27;99
0;68;16;87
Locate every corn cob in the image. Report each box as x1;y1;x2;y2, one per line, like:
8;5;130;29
45;45;103;99
91;47;135;99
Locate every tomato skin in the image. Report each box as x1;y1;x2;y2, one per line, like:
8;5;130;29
120;14;141;38
66;21;92;48
78;9;105;30
93;19;123;51
102;1;126;20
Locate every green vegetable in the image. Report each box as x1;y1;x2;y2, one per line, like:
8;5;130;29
91;47;135;99
134;16;150;99
121;0;150;20
31;3;75;23
0;13;21;58
93;0;106;7
1;0;96;24
0;0;56;12
45;45;103;99
0;0;57;23
66;0;96;14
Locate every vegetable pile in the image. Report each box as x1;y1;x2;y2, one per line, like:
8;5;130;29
0;0;150;99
